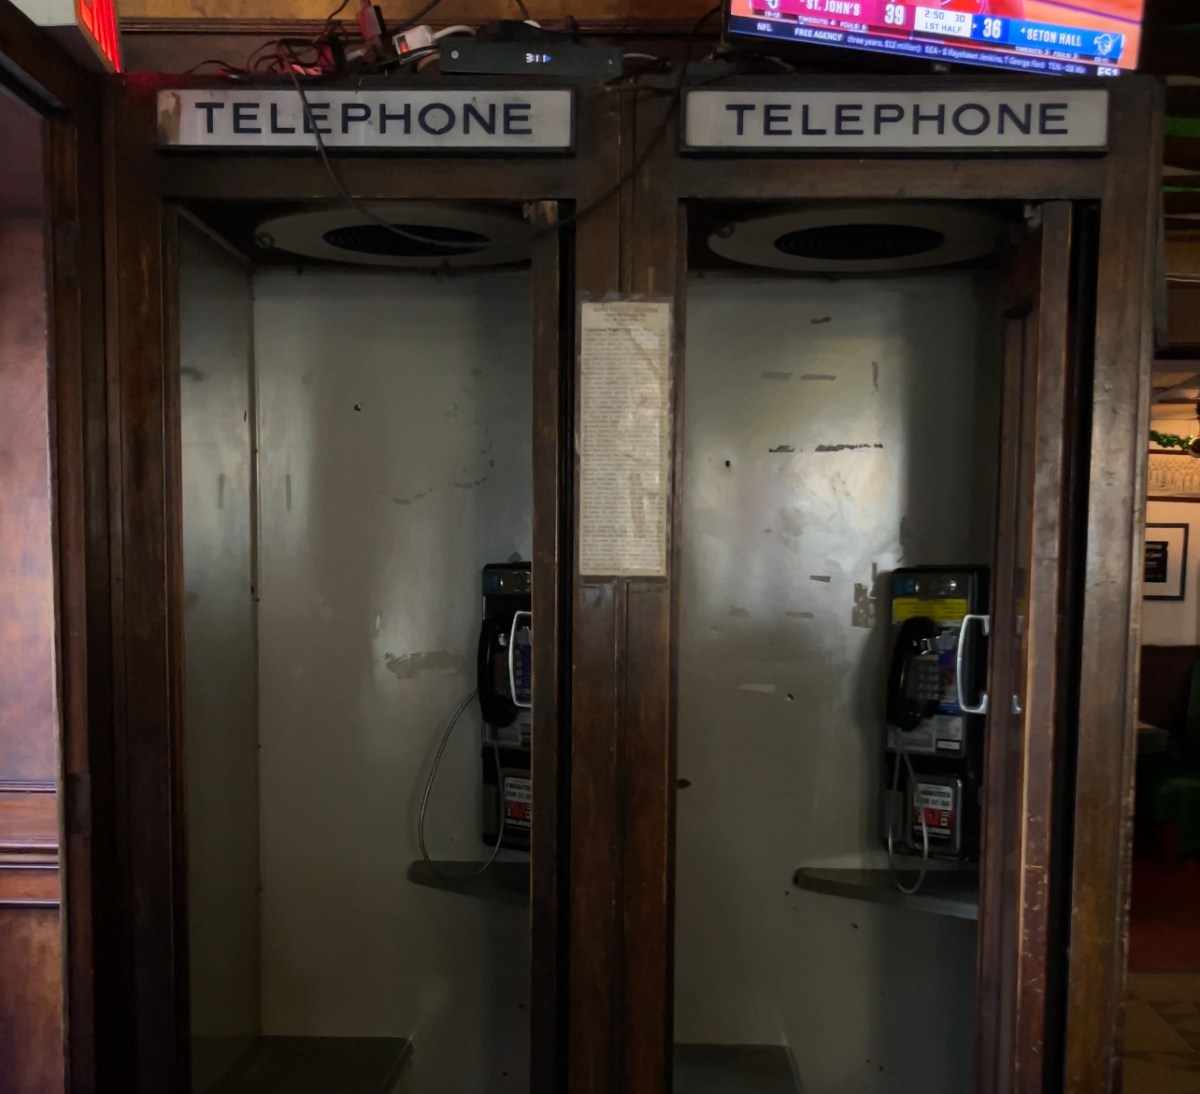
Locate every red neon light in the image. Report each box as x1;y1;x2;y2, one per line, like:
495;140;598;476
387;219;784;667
76;0;120;71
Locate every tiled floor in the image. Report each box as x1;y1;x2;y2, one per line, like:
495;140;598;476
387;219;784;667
1125;974;1200;1094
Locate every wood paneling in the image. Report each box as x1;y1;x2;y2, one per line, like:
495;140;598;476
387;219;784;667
103;79;186;1094
617;90;679;1094
976;204;1075;1094
0;866;61;905
117;0;710;25
0;908;64;1094
679;156;1105;203
564;110;633;1082
0;206;63;1094
529;200;569;1094
1063;78;1164;1094
0;218;56;784
0;790;59;854
104;0;1200;52
1;7;107;1090
47;85;109;1094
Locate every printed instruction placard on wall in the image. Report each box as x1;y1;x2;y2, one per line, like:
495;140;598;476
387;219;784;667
578;299;672;577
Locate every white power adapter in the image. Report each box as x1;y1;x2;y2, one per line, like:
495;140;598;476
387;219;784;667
393;24;436;55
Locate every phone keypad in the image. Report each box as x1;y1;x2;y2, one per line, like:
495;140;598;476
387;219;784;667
915;660;942;706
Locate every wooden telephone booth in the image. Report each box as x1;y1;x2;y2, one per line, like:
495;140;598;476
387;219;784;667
567;76;1161;1094
0;1;1167;1087
97;76;623;1094
0;7;617;1086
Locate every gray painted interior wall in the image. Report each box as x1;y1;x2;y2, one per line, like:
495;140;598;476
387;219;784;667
180;224;261;1092
181;254;535;1092
251;268;532;1093
674;273;1001;1094
181;246;1003;1093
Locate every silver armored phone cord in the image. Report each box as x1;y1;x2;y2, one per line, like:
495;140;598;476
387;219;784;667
418;689;506;881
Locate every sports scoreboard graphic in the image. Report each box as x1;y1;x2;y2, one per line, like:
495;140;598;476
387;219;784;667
728;0;1144;75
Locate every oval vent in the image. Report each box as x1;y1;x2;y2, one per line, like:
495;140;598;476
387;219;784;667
257;202;530;268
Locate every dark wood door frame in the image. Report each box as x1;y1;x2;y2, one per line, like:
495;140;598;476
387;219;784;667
0;3;107;1092
101;73;623;1093
978;203;1075;1093
1065;80;1165;1094
591;74;1162;1094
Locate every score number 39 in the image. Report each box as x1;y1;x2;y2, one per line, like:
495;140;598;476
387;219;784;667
883;3;905;23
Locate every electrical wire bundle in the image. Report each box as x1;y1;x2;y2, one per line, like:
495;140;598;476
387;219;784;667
186;0;724;261
222;2;723;265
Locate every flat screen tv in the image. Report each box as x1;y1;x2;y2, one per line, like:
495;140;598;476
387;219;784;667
725;0;1145;76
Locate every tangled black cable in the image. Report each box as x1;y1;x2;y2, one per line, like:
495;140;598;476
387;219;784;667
276;3;722;265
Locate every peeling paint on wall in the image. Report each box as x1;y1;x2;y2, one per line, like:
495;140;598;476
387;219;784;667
383;650;466;680
814;443;884;453
392;487;433;506
801;374;836;381
851;583;875;630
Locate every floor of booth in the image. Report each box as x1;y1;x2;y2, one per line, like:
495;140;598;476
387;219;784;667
1125;974;1200;1094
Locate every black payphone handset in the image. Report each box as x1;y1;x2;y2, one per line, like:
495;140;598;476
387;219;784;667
417;563;533;882
884;567;989;886
477;616;518;729
476;563;532;728
477;563;532;852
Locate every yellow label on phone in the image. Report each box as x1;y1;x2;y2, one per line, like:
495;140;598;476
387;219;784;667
892;597;969;625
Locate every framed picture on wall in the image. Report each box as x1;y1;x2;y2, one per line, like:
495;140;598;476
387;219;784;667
1144;523;1189;601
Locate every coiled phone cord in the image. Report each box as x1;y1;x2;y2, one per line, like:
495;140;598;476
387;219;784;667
886;734;930;896
418;689;507;882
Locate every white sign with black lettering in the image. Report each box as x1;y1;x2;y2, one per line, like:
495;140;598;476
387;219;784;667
157;88;574;150
684;89;1108;152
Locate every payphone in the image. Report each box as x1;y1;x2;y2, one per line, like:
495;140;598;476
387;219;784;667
478;562;532;851
884;566;989;866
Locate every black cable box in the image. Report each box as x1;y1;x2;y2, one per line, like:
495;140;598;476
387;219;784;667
438;41;622;77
